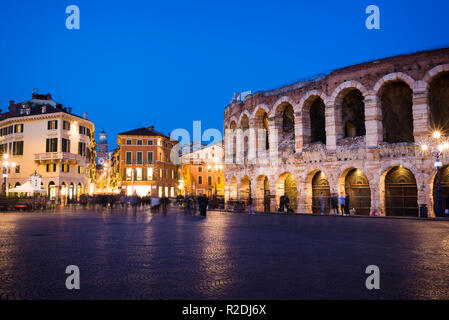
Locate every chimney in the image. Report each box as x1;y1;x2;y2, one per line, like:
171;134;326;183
83;112;87;119
67;107;72;113
148;125;154;130
9;100;14;106
9;100;16;113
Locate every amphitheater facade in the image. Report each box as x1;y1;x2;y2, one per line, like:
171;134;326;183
223;48;449;217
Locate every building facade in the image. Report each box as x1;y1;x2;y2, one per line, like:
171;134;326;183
223;47;449;217
1;92;96;201
117;126;178;197
180;142;224;197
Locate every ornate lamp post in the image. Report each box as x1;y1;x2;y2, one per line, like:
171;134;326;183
421;131;449;218
2;154;16;194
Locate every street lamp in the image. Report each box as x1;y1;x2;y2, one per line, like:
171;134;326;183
421;131;449;217
2;154;16;194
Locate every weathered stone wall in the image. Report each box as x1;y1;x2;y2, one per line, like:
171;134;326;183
223;48;449;217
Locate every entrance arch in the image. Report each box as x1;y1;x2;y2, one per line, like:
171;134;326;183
312;171;330;214
344;168;371;215
276;173;298;211
230;177;238;201
240;176;251;204
256;175;270;212
384;166;418;216
48;181;56;200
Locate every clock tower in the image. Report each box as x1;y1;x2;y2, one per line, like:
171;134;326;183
97;130;108;167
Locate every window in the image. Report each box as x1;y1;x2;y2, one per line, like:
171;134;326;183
170;187;175;197
14;124;24;133
63;120;70;130
62;164;70;172
198;176;203;185
208;176;212;186
157;139;162;146
147;152;153;164
137;152;143;164
15;165;20;174
171;170;174;179
148;140;153;145
136;168;142;181
165;154;169;162
159;168;162;178
147;168;153;180
126;139;132;145
12;141;24;155
78;166;84;174
198;167;202;173
62;138;71;153
46;138;58;152
79;125;86;135
126;152;132;164
78;142;86;156
159;152;162;161
86;128;91;138
47;120;57;130
46;163;56;172
217;177;221;184
137;140;143;145
126;168;132;180
165;169;168;178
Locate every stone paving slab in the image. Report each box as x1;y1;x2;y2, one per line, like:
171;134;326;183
0;208;448;300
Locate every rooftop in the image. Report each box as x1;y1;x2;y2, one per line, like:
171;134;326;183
118;126;169;138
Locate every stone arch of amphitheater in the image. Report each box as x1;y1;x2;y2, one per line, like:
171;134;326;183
223;48;449;217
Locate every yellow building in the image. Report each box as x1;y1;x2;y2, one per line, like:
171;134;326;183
0;92;96;202
180;142;224;197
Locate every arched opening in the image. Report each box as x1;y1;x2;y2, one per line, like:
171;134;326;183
433;165;449;213
230;121;237;164
277;103;295;151
341;89;366;138
48;181;56;200
77;183;83;200
69;182;75;201
240;115;250;160
253;108;269;157
312;171;330;214
429;72;449;135
276;173;298;211
344;169;371;215
385;166;418;216
380;81;414;143
309;97;326;144
240;176;251;205
230;177;238;201
14;182;21;188
256;175;270;212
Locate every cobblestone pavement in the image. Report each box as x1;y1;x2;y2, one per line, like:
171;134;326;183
0;207;449;300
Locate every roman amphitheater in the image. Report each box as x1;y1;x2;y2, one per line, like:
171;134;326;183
223;47;449;217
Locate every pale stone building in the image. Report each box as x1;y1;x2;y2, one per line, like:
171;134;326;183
223;48;449;217
1;92;96;202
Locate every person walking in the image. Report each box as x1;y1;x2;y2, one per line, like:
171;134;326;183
331;193;339;215
344;194;350;216
319;192;325;215
284;194;290;215
279;195;285;214
199;194;208;216
339;194;345;216
248;197;255;215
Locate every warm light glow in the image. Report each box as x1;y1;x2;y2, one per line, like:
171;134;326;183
11;162;16;168
421;144;429;151
3;154;9;160
433;131;441;139
439;145;445;152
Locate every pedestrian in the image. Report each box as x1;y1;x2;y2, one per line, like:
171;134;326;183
339;194;345;216
331;193;339;215
344;194;350;216
279;195;285;214
284;194;290;215
248;197;255;215
319;192;325;215
199;194;208;216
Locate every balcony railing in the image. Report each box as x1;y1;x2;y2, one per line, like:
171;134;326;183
34;152;83;162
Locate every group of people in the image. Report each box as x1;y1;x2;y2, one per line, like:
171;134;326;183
183;194;209;216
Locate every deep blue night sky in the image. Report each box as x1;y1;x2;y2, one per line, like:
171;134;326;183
1;0;449;149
